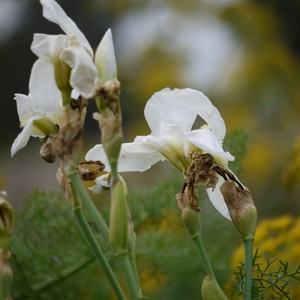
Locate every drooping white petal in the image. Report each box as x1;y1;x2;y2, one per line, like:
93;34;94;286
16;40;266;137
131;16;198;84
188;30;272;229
61;44;98;98
39;0;92;54
15;94;40;124
11;118;37;157
206;175;231;220
185;128;234;167
95;29;117;81
86;142;165;172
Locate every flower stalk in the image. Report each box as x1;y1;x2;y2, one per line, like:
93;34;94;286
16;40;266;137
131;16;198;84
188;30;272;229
176;193;215;279
220;181;257;300
68;181;126;300
69;171;109;241
109;178;139;300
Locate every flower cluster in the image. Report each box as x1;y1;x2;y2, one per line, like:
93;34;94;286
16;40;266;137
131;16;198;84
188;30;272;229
11;0;243;221
11;0;116;157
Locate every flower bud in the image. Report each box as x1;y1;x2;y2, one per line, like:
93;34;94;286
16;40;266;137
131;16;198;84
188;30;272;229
220;181;257;240
201;274;229;300
109;179;127;256
176;193;202;238
98;109;123;173
0;192;14;300
95;29;117;82
0;252;13;300
40;136;57;163
53;51;72;105
0;193;14;255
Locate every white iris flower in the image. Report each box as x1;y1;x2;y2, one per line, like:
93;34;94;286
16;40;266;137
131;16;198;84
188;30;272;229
86;88;236;219
11;0;117;156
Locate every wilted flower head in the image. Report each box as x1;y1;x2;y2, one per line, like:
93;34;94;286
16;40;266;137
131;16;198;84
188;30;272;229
86;88;237;219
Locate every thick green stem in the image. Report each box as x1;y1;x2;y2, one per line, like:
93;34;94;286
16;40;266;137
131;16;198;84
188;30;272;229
116;253;139;300
73;207;126;300
193;235;216;279
68;172;109;242
243;238;253;300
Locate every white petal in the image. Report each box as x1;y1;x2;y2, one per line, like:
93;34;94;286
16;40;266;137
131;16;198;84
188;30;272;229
31;34;68;63
95;29;117;81
206;175;231;220
15;94;39;123
88;174;111;194
29;59;62;123
145;88;226;141
39;0;92;54
86;142;165;172
135;134;188;172
145;88;197;136
11;118;36;157
185;128;234;166
61;45;98;98
88;184;103;194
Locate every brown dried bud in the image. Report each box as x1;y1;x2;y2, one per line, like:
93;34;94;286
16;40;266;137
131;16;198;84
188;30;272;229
40;136;57;163
220;181;257;240
78;160;105;181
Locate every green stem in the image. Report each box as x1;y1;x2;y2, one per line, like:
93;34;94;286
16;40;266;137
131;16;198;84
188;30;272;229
243;238;253;300
116;253;139;300
129;256;143;299
110;161;118;180
73;207;126;300
193;235;216;279
68;172;109;242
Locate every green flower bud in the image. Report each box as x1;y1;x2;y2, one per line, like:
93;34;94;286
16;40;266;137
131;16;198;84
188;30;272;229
176;193;202;238
109;179;127;256
201;274;229;300
220;181;257;240
0;252;13;300
0;193;14;255
53;56;72;106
